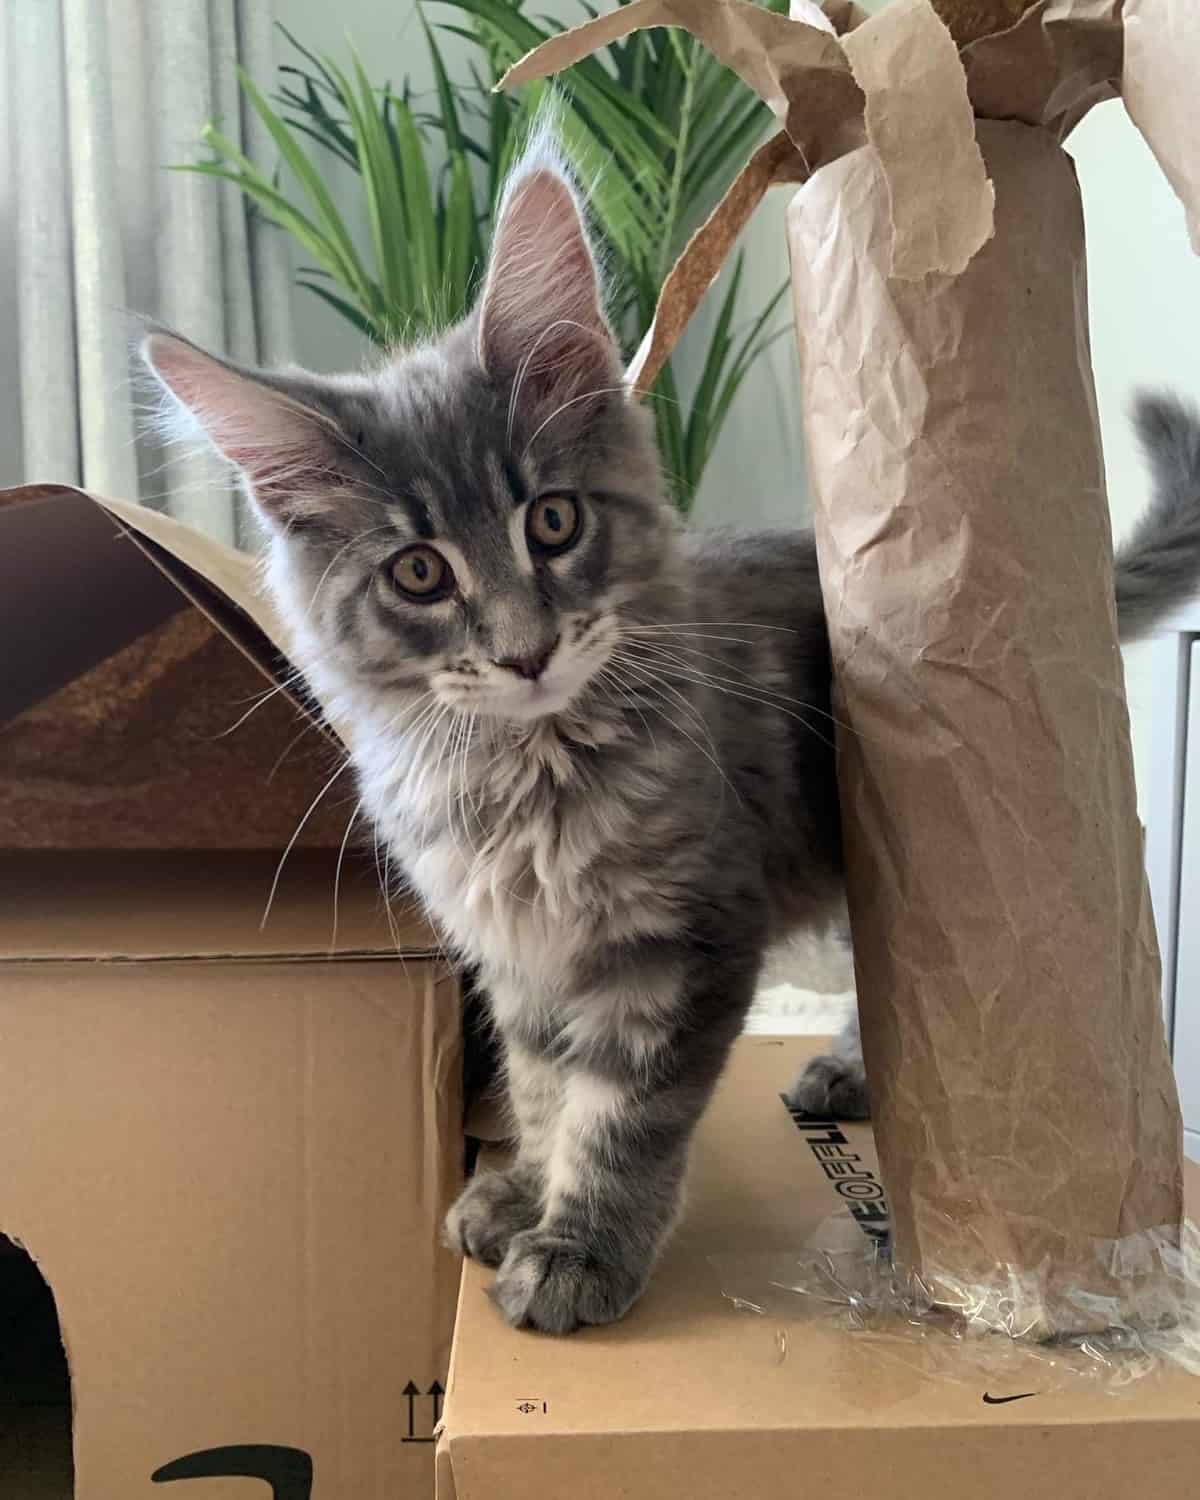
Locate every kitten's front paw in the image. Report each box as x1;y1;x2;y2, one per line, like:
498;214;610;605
444;1168;541;1268
785;1053;870;1120
491;1230;647;1334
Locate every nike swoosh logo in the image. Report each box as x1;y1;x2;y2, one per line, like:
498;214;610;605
982;1391;1037;1406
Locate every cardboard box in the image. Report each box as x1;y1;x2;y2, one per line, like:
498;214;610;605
437;1037;1200;1500
0;486;464;1499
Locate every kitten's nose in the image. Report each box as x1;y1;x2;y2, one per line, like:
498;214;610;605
495;636;559;682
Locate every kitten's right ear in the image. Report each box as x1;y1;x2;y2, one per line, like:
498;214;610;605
141;333;340;527
477;161;618;403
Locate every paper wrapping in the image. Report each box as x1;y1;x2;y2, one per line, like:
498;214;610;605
1123;0;1200;254
790;120;1180;1333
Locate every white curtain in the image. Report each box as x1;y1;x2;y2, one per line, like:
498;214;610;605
5;0;293;545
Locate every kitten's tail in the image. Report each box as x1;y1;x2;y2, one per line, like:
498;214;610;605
1116;393;1200;642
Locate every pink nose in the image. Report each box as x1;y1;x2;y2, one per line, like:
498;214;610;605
495;637;558;681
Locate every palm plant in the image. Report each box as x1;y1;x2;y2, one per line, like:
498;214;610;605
185;2;788;513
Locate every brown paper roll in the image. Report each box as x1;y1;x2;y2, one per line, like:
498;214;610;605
789;119;1183;1334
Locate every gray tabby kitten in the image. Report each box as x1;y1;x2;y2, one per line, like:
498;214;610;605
144;148;1200;1334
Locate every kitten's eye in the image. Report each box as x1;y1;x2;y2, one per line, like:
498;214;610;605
527;494;581;554
389;545;454;601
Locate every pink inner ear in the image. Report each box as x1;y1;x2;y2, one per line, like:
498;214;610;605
144;334;335;513
477;168;617;398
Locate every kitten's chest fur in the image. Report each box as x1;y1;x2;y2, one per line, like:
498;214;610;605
359;717;696;991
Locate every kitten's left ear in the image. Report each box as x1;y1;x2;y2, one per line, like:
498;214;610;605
141;332;342;528
477;162;620;402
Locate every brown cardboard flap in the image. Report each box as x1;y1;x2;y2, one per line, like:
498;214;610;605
0;484;365;853
91;490;329;732
0;483;328;734
0;604;352;852
92;492;285;658
0;850;439;960
0;487;186;723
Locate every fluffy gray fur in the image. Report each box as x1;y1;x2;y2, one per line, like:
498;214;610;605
143;149;1200;1335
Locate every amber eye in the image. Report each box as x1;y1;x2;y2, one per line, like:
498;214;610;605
526;494;581;555
389;545;453;601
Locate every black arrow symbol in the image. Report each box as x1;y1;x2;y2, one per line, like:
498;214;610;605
403;1379;421;1438
152;1445;313;1500
982;1391;1038;1406
429;1379;445;1425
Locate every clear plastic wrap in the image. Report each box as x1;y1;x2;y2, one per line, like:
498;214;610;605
711;1209;1200;1391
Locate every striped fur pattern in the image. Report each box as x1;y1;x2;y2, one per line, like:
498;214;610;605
144;148;1200;1334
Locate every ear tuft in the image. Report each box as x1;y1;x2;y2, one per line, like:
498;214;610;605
477;158;619;405
141;333;340;524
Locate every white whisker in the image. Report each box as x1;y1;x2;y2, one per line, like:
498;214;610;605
260;757;354;931
330;796;365;954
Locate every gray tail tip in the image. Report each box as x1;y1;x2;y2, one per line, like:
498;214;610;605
1133;389;1199;457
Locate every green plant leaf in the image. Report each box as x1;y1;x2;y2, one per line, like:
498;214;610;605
275;111;361;172
443;149;482;316
383;87;440;321
703;282;791;475
649;357;690;514
275;24;345;99
336;49;414;312
235;69;376;308
298;279;383;342
436;0;672;166
181;148;345;282
683;253;744;481
421;8;466;157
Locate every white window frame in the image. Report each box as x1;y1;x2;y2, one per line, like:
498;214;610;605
1142;601;1200;1161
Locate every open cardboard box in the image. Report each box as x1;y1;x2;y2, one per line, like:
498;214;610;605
0;485;464;1499
438;1036;1200;1500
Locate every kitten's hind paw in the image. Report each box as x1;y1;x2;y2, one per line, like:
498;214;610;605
490;1230;647;1334
444;1167;542;1268
785;1052;870;1120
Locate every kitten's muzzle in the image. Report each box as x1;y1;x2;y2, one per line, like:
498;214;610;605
494;635;560;682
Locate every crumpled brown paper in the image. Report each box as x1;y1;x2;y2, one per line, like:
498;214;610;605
790;119;1178;1334
503;0;1198;1335
503;0;993;281
1123;0;1200;253
626;130;807;391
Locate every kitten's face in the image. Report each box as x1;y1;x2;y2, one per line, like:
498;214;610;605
145;160;679;727
272;335;672;725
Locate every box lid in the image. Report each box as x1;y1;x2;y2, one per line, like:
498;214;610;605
0;484;320;731
0;849;438;961
438;1037;1200;1500
0;485;349;854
